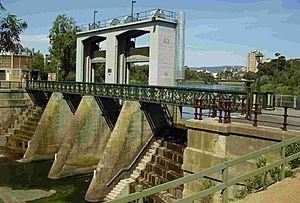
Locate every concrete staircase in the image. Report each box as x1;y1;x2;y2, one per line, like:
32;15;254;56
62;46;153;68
136;140;186;202
104;140;162;201
4;106;43;151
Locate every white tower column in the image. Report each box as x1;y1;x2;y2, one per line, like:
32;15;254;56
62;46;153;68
149;24;176;86
105;34;118;83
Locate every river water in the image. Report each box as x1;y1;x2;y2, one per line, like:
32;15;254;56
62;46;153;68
0;84;242;202
0;160;91;202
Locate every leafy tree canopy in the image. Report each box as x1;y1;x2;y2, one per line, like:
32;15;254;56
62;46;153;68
49;14;79;80
0;4;28;53
257;56;300;95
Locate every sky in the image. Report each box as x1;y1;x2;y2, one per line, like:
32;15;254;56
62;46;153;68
1;0;300;67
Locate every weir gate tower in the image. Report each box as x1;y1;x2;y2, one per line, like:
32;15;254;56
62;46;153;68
75;9;185;86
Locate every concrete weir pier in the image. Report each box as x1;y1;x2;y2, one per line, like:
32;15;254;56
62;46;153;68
22;93;73;162
48;96;111;179
85;101;152;201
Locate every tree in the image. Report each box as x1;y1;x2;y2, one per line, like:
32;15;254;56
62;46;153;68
0;10;28;53
49;14;79;80
0;3;5;12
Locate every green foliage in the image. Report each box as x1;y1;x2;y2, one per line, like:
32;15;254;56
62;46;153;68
201;179;215;203
217;69;242;80
235;147;300;200
286;142;300;169
94;64;105;83
260;84;274;92
257;57;300;95
129;64;149;84
242;71;258;81
0;12;28;53
49;14;78;80
235;156;278;199
184;68;215;84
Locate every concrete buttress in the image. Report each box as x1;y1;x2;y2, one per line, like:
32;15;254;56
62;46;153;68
85;101;152;202
21;93;73;162
48;96;111;179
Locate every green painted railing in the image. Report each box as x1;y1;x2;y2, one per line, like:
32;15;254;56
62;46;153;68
26;80;247;107
107;135;300;203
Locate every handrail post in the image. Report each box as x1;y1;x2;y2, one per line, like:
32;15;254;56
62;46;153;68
212;98;217;118
241;96;245;115
253;102;258;127
219;99;223;123
222;159;228;203
135;184;144;203
282;104;288;131
280;136;286;181
227;98;232;123
194;98;199;120
199;98;203;120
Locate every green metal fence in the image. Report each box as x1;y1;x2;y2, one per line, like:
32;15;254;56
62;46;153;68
107;135;300;203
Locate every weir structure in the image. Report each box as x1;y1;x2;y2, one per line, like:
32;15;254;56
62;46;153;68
10;8;293;203
76;9;185;86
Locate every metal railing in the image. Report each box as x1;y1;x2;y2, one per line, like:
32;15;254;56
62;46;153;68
0;80;24;89
26;80;248;108
107;135;300;203
79;9;177;32
275;94;300;110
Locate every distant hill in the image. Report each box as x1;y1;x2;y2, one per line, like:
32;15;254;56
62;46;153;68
188;65;245;73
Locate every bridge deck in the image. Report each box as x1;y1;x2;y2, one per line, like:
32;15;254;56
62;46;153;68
26;81;247;107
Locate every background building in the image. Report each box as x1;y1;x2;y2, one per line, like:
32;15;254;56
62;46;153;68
0;53;32;81
247;50;264;72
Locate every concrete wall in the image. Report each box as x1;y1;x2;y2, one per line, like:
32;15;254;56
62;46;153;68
22;93;73;162
85;101;152;202
76;20;177;86
48;96;111;179
182;119;299;202
0;90;32;132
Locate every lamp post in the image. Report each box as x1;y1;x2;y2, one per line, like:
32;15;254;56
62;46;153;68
93;10;98;26
131;0;136;17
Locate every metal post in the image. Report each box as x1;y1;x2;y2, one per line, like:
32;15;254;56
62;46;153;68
131;0;136;17
282;104;288;131
222;159;228;203
212;98;217;118
241;96;245;115
194;98;199;120
219;99;223;123
227;98;232;123
93;10;98;27
280;136;286;181
199;98;203;120
135;184;144;203
224;100;228;123
246;81;253;120
253;102;258;127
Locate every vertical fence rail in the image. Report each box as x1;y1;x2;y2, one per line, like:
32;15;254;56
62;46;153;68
222;159;229;203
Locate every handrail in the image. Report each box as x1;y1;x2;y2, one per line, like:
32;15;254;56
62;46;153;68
26;80;248;108
107;134;156;187
0;80;24;89
107;135;300;203
26;80;248;94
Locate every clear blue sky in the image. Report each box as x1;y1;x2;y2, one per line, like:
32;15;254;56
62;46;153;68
2;0;300;66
